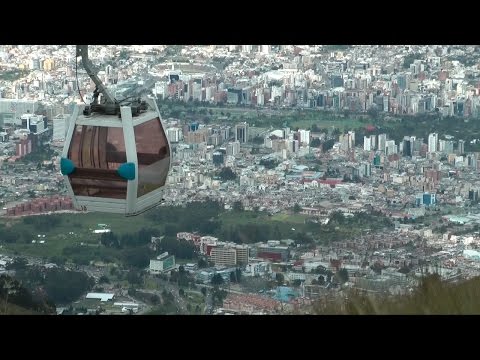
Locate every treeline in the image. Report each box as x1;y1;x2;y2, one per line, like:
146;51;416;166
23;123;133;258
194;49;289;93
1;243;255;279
4;263;95;308
372;113;480;151
0;226;19;243
146;200;223;235
160;236;197;259
259;159;279;169
175;210;394;245
61;244;154;269
217;167;237;181
100;228;160;249
220;223;283;244
23;214;62;232
0;274;56;314
42;268;95;304
314;274;480;315
0;215;63;245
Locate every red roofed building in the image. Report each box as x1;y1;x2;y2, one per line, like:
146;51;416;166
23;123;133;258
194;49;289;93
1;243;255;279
330;259;342;271
319;179;343;187
223;293;282;314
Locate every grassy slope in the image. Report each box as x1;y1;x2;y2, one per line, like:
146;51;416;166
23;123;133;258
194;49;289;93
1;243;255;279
2;210;311;258
219;211;308;238
0;302;39;315
1;212;164;258
2;209;394;259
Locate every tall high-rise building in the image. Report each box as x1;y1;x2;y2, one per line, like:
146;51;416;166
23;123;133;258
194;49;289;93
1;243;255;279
402;136;412;157
339;132;354;152
227;141;241;156
210;247;237;267
428;133;438;153
298;129;310;145
413;138;424;153
288;139;299;153
438;139;445;152
360;162;372;177
370;134;377;150
347;131;355;149
385;140;397;155
212;151;225;167
364;136;372;151
209;244;249;267
235;122;248;143
458;140;465;155
166;127;183;143
261;45;271;55
242;45;252;53
444;140;454;155
378;134;387;152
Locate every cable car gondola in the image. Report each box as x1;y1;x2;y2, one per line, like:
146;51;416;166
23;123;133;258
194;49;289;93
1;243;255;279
60;46;171;216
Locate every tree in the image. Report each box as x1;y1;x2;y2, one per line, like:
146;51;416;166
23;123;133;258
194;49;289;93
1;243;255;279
403;53;419;69
367;106;379;120
330;211;345;224
273;225;282;240
235;268;242;283
233;200;244;212
218;167;237;181
211;287;228;308
337;268;349;284
326;270;333;283
99;275;110;284
164;224;179;236
252;136;264;145
49;255;66;266
160;237;197;259
6;258;28;271
100;231;120;248
293;203;302;214
295;232;313;245
259;159;278;169
292;279;302;287
322;138;335;152
275;273;285;285
318;275;325;285
211;273;224;286
310;138;321;148
110;267;118;276
178;264;185;274
126;270;142;285
122;246;153;268
198;258;208;268
43;268;95;304
0;274;55;314
127;287;136;297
